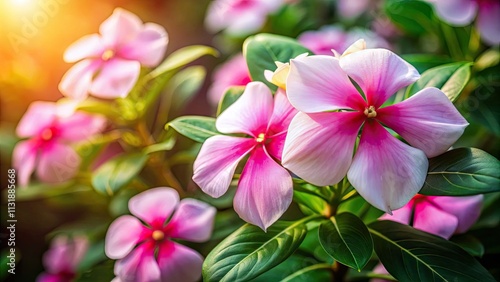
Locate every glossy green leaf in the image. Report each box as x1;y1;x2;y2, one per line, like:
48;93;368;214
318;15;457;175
15;182;89;200
451;234;485;257
167;116;219;143
369;220;495;282
168;65;206;114
203;220;308;282
319;213;373;271
384;0;436;36
243;33;311;89
406;62;472;101
420;148;500;196
91;152;148;196
294;190;329;216
216;86;245;116
250;254;332;282
76;259;115;282
402;54;454;73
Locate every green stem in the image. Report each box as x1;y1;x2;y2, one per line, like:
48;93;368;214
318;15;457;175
440;22;463;60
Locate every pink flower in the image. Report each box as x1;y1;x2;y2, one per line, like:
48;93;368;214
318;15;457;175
37;235;88;282
207;53;251;105
105;187;216;282
380;194;483;239
282;49;469;213
193;81;297;230
205;0;284;35
13;101;106;186
427;0;500;45
336;0;375;19
59;8;168;100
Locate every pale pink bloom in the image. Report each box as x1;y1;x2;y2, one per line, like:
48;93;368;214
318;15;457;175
380;194;483;239
207;53;251;105
105;187;216;282
205;0;284;35
337;0;375;19
59;8;168;100
282;49;469;213
13;101;106;186
427;0;500;45
37;235;88;282
193;82;297;230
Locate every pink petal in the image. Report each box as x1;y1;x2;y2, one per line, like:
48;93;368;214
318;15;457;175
216;81;273;136
267;89;297;135
105;215;144;259
339;49;420;108
265;131;287;161
63;34;105;63
337;0;371;19
157;242;204;282
282;111;364;186
128;187;179;226
193;135;255;198
16;101;58;138
377;87;468;158
58;112;106;142
233;146;293;230
59;59;100;100
119;23;169;67
430;0;477;26
347;121;428;213
37;272;69;282
379;201;414;225
431;195;483;234
37;143;81;183
12;141;37;186
287;55;365;112
413;200;459;239
42;236;72;274
167;198;216;242
207;53;251;105
99;8;142;48
114;243;161;282
298;25;347;55
477;2;500;45
89;58;140;99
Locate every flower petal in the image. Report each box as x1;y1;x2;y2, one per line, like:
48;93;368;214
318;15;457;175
233;146;293;230
114;243;161;282
37;143;81;183
282;111;364;186
430;0;477;26
59;59;99;100
89;58;140;99
193;135;255;198
119;23;169;66
377;87;468;157
64;34;105;63
58;112;107;142
12;141;37;186
216;81;273;136
128;187;179;225
105;215;144;259
347;121;428;213
431;195;483;234
267;89;298;135
99;8;142;48
167;198;216;242
339;49;420;108
157;242;204;282
16;101;58;138
413;200;459;239
477;2;500;45
337;0;372;19
379;201;414;225
287;55;365;112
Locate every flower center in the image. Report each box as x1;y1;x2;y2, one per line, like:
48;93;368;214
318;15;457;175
364;105;377;118
255;133;266;143
40;128;54;141
151;230;165;241
101;49;115;61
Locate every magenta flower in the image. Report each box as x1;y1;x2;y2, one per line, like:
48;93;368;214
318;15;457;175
207;53;251;105
427;0;500;45
105;187;216;282
336;0;374;19
37;235;88;282
13;101;106;186
193;81;297;230
59;8;168;100
380;194;483;239
282;49;469;213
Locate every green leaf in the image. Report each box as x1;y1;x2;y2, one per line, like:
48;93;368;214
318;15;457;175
203;220;309;282
168;65;206;115
406;62;472;101
369;220;495;282
384;0;436;36
402;54;455;73
243;33;311;89
216;86;246;116
15;182;89;201
420;148;500;196
76;259;115;282
450;234;485;257
91;152;148;196
249;254;331;282
167;116;219;143
293;190;329;216
319;213;373;271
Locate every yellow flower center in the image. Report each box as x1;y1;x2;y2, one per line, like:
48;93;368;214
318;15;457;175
152;230;165;241
256;133;266;143
101;49;115;61
40;128;54;141
364;105;377;118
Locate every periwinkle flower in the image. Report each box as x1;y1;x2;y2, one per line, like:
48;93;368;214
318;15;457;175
207;53;251;105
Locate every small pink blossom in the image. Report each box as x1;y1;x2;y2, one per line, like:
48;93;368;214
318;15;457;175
336;0;376;19
207;53;251;105
282;49;468;213
59;8;168;100
193;81;297;230
105;187;216;282
13;101;106;186
37;235;88;282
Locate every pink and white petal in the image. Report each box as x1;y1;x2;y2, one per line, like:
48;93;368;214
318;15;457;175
64;34;105;63
193;135;255;198
119;23;168;66
129;187;179;226
233;146;293;230
413;201;458;239
431;195;483;234
68;235;89;270
43;236;71;273
105;215;144;259
266;131;287;161
377;87;468;158
429;0;477;26
89;59;140;99
216;81;273;136
287;55;365;113
12;141;37;186
225;13;266;35
347;121;428;213
157;242;204;282
282;111;364;186
37;143;81;183
167;199;216;242
59;59;100;100
99;8;143;48
16;101;58;138
114;243;161;282
267;89;298;135
337;0;371;19
58;112;106;142
339;49;420;108
379;201;414;225
477;2;500;45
